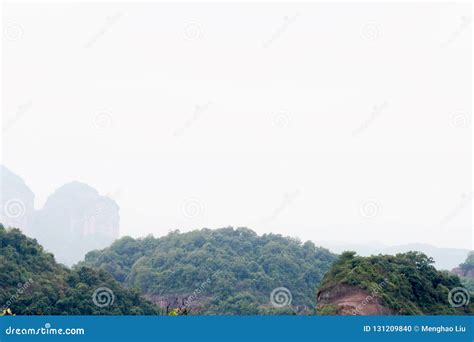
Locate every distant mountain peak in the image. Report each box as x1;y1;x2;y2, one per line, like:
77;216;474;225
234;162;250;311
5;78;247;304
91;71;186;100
0;166;120;266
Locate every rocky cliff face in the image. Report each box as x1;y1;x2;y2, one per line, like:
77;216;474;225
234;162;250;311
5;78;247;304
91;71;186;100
316;284;393;315
146;293;212;314
0;166;119;266
452;267;474;278
31;182;120;266
316;252;472;315
0;165;35;235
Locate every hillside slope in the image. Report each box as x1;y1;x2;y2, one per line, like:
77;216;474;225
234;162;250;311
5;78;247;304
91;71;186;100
0;224;158;315
80;227;337;314
317;251;473;315
452;251;474;294
320;240;470;270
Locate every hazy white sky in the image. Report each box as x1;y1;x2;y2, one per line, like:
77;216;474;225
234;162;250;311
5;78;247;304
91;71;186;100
2;3;472;248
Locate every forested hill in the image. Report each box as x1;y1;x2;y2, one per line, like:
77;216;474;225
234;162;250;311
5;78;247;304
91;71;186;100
316;251;473;315
80;227;337;314
453;251;474;295
0;224;158;315
2;224;472;316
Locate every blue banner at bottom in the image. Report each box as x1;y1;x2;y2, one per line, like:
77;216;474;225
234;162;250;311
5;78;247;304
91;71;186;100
0;316;472;342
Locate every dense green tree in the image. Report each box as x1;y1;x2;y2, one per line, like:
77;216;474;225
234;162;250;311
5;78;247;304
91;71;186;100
457;252;474;296
80;227;337;315
4;222;470;316
460;251;474;274
317;251;473;315
0;224;158;315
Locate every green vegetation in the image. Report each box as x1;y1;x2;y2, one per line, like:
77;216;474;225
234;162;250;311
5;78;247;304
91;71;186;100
2;222;471;316
80;227;337;315
459;251;474;274
458;251;474;294
0;224;158;315
317;251;473;315
460;277;474;294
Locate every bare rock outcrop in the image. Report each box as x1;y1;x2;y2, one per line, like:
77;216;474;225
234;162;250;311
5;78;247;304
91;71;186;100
317;284;393;315
31;182;119;265
452;266;474;278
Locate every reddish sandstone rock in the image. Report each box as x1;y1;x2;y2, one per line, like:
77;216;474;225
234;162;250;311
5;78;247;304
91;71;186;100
317;284;393;315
